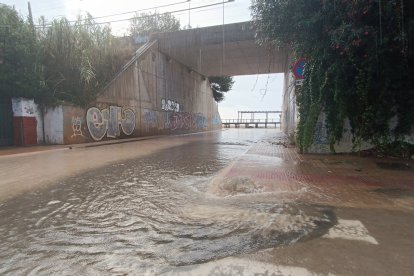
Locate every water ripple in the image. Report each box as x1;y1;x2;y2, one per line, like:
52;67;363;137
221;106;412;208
0;131;335;275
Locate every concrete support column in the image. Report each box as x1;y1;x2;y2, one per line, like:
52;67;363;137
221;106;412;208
281;70;297;136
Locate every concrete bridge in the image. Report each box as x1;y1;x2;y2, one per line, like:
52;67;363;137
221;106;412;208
150;22;295;135
4;21;412;153
2;22;297;148
151;21;289;76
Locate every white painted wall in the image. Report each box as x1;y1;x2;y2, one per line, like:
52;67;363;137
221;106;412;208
11;98;44;144
43;106;64;144
309;113;414;154
307;113;371;153
12;98;36;117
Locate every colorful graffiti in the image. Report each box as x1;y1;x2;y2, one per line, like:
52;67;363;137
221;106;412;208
71;116;85;138
164;112;207;131
161;98;180;112
194;114;208;130
143;109;158;132
86;106;136;141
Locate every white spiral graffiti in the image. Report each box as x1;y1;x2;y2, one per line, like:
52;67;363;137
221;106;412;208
86;106;136;141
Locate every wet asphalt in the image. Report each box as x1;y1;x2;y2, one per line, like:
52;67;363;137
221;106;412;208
0;129;413;275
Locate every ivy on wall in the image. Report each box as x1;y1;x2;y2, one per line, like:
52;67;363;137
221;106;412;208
251;0;414;153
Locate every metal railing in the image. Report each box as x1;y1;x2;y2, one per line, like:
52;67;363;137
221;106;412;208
222;119;280;124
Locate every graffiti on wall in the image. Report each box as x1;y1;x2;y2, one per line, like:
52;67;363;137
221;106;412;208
161;98;180;112
164;112;207;131
86;106;136;141
212;115;221;126
143;109;158;132
194;114;208;130
23;105;35;115
71;116;85;138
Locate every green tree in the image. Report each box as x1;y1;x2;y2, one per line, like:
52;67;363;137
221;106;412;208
251;0;414;152
0;5;125;107
38;14;124;106
210;76;234;102
129;12;180;37
0;4;42;100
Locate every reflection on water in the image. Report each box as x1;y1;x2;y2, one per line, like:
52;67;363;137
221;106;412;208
0;129;335;275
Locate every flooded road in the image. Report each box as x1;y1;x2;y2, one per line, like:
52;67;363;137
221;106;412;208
0;130;336;275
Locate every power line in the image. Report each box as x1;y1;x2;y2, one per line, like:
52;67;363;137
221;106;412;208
28;1;186;23
33;0;235;28
66;0;190;23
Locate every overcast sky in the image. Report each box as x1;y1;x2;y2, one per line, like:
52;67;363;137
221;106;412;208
3;0;284;119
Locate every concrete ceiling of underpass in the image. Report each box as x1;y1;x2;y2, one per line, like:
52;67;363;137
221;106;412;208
151;21;289;77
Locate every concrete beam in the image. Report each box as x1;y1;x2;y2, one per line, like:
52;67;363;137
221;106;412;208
151;22;289;77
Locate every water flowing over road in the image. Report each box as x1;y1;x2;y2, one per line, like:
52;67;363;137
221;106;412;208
0;129;335;275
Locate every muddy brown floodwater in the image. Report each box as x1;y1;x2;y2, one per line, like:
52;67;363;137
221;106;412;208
0;129;336;275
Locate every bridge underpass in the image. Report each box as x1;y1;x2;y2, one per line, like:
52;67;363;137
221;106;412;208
17;21;296;147
2;20;414;276
151;21;294;135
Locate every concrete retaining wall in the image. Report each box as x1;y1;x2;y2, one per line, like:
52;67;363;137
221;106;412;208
307;113;373;154
57;42;221;145
308;113;414;154
280;70;414;153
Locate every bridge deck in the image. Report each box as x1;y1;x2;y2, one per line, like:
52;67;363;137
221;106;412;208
152;22;288;77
